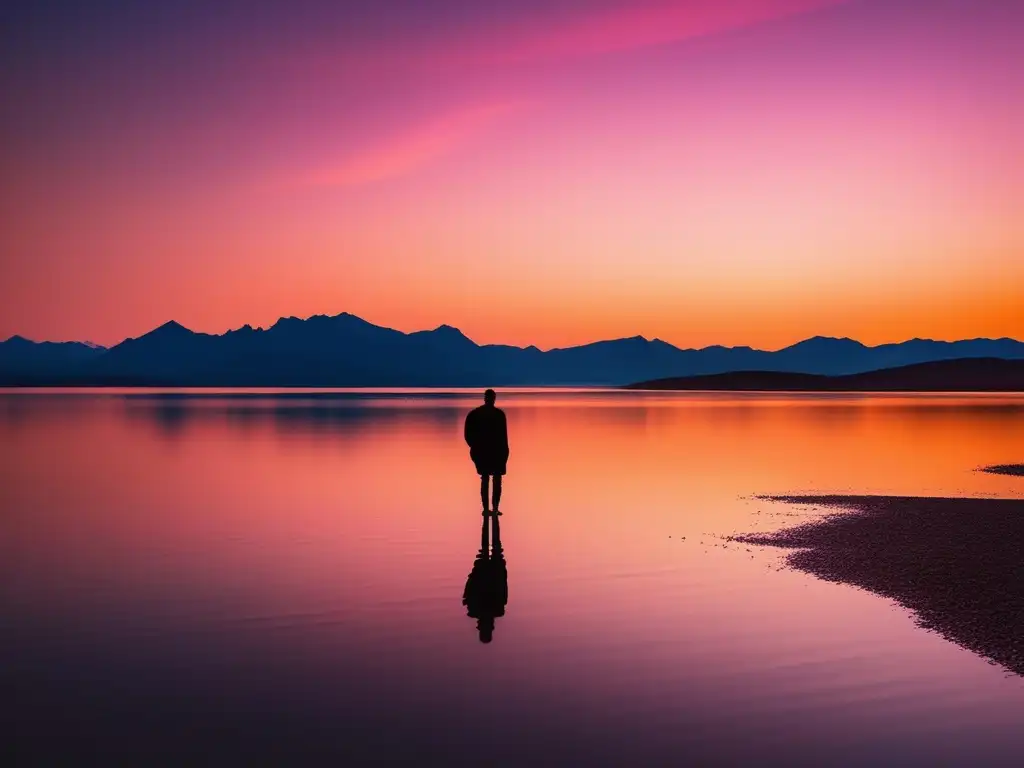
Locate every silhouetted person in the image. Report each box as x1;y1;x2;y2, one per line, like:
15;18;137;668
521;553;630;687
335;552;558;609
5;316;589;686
462;515;508;643
464;389;509;515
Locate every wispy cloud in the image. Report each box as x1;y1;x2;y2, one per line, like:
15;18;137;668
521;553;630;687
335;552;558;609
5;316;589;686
451;0;848;67
312;0;847;77
288;1;846;190
299;101;525;189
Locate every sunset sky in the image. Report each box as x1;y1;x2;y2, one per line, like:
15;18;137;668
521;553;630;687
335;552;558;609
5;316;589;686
2;0;1021;350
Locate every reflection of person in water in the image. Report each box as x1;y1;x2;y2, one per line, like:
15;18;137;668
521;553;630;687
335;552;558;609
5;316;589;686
463;389;509;516
462;515;508;643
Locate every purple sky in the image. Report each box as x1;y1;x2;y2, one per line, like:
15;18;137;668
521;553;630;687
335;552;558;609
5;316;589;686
2;0;1021;348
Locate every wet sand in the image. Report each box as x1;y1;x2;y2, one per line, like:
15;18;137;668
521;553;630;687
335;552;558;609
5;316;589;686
733;494;1024;676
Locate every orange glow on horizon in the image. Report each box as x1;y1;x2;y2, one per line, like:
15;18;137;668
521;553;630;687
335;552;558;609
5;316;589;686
2;0;1021;349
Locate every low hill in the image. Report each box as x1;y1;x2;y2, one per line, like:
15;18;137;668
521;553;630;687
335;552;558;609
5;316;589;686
626;358;1024;392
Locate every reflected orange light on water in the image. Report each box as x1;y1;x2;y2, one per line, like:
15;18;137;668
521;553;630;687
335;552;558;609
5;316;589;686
1;390;1023;756
3;392;1021;599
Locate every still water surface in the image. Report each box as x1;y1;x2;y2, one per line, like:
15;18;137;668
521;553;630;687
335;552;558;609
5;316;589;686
2;390;1024;765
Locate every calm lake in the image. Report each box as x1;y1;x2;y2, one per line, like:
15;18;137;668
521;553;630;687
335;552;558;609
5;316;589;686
2;390;1024;765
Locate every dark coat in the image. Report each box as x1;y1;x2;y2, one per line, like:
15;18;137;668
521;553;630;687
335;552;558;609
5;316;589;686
464;404;509;476
462;553;508;621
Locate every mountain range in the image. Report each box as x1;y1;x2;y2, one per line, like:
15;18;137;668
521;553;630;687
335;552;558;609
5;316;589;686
2;312;1023;386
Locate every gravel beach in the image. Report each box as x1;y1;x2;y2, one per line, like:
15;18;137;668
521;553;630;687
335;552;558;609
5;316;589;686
733;493;1024;676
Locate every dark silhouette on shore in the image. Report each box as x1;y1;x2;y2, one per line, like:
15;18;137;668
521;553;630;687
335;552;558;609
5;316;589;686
3;313;1024;386
980;464;1024;477
462;514;508;643
464;389;509;515
733;491;1024;676
627;357;1024;392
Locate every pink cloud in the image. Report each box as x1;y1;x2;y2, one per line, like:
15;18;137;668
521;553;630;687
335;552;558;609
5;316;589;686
284;1;848;191
300;101;526;188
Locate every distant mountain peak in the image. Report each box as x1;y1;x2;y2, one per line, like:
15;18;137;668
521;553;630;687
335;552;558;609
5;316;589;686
134;320;195;342
784;335;866;350
813;335;855;343
408;323;477;346
332;311;375;325
431;323;470;337
318;312;387;330
156;320;190;332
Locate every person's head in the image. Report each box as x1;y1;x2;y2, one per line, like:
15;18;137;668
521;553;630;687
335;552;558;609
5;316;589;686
484;389;496;406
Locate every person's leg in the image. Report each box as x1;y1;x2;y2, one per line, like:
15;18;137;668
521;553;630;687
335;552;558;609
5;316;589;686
492;475;502;512
480;475;490;512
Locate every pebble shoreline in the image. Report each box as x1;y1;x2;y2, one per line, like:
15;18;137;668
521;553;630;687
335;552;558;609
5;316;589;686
732;485;1024;677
